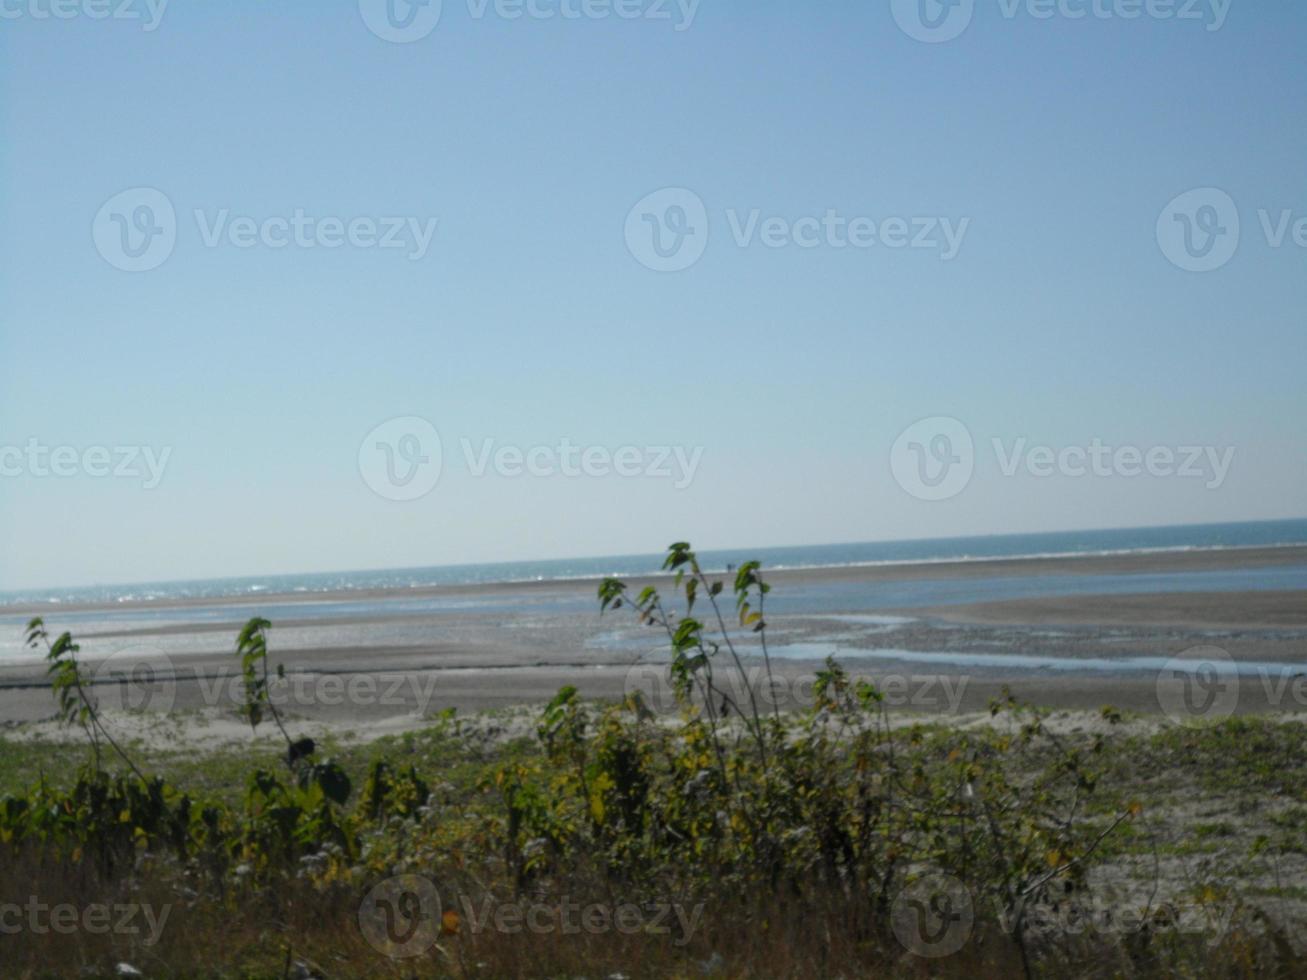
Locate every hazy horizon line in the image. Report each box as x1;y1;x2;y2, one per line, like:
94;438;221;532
5;514;1305;599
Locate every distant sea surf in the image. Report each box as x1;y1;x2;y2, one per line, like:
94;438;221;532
3;519;1306;608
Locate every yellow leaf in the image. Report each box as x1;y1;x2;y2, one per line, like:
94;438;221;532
441;909;461;935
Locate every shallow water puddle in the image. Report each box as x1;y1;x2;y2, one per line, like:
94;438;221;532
761;644;1307;676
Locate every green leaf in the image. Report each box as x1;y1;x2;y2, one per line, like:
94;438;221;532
312;761;352;806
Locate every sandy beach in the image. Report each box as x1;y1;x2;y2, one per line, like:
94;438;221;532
2;545;1304;731
3;542;1304;618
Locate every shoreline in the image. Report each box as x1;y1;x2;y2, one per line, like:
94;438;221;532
0;545;1303;721
916;589;1307;630
3;543;1305;618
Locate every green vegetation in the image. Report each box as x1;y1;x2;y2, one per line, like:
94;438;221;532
0;544;1302;978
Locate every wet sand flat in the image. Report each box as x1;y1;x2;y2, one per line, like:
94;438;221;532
0;545;1303;725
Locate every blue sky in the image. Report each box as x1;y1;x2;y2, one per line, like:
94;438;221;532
1;0;1305;591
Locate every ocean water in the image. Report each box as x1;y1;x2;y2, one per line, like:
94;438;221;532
1;519;1304;667
3;518;1306;608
